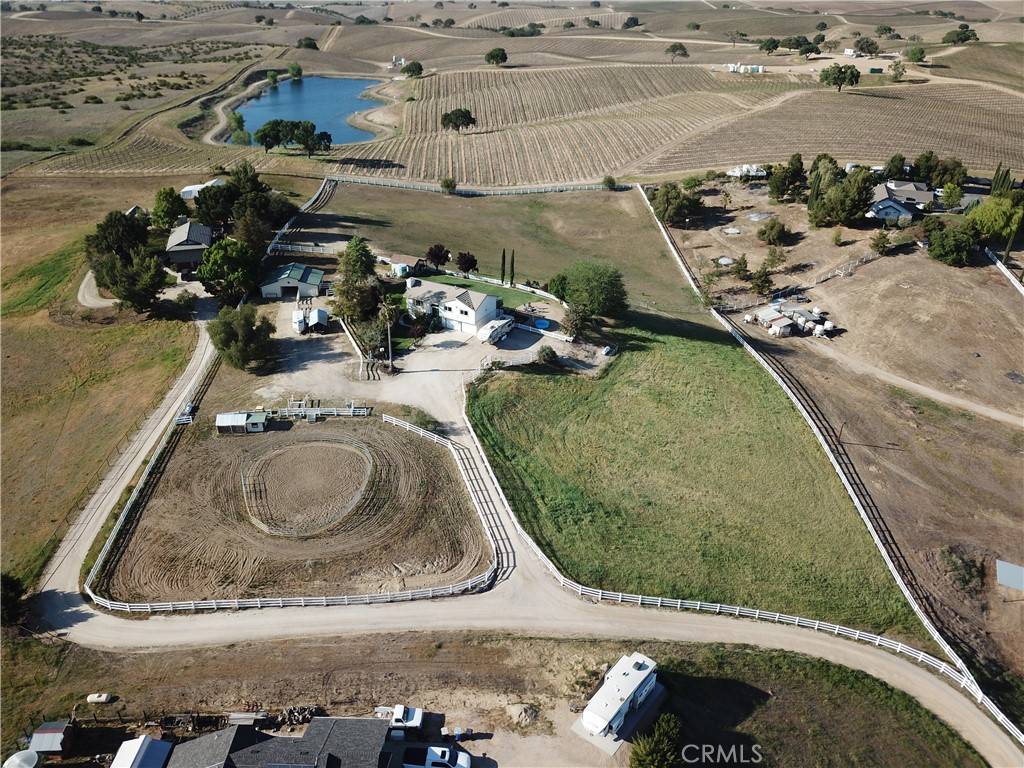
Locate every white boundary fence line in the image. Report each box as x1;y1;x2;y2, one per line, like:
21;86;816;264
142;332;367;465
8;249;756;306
984;246;1024;298
329;174;629;197
83;415;500;613
337;316;367;379
265;177;333;256
632;184;1024;744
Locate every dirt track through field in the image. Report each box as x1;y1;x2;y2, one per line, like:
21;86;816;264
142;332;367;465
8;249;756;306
106;420;487;601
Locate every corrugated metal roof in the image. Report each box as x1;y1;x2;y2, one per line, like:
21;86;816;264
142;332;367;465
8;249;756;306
216;413;248;427
166;221;213;251
261;262;324;288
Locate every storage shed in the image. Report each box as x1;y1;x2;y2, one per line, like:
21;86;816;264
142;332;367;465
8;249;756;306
216;412;269;434
260;263;324;299
307;308;330;332
29;721;73;756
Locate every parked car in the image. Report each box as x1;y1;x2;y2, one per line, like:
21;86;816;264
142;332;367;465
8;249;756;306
601;344;618;357
402;746;470;768
87;693;114;704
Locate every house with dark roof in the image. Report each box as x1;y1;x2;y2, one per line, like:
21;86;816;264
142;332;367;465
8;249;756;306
873;180;934;208
166;719;388;768
404;278;500;334
260;262;325;299
165;221;213;269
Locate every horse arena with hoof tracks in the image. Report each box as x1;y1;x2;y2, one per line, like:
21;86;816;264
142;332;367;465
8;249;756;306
103;419;488;602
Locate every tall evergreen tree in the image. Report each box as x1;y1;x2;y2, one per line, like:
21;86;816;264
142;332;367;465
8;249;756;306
509;249;515;286
500;248;506;284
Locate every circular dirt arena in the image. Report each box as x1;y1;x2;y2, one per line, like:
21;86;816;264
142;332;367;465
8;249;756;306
105;419;488;601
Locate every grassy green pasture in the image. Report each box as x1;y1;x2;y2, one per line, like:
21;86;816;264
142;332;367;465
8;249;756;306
323;185;692;316
468;315;927;642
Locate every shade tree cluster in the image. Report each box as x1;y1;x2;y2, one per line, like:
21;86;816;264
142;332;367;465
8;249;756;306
548;260;628;336
253;119;332;156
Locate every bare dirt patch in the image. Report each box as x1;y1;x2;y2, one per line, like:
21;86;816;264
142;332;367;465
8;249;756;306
104;418;488;601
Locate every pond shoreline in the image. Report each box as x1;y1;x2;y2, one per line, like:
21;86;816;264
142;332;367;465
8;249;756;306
202;72;393;147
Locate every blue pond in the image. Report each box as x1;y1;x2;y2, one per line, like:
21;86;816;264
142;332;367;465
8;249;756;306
234;77;382;145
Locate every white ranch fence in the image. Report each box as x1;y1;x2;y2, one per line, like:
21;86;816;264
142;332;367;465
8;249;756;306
984;247;1024;298
632;184;1023;745
84;415;501;614
329;174;628;197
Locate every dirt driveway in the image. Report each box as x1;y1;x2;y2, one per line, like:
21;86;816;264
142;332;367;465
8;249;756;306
251;301;588;426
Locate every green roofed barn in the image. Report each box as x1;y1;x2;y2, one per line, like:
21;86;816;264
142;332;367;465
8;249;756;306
260;262;325;299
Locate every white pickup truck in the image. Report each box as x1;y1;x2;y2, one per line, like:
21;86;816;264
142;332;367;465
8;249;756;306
391;705;424;730
402;746;470;768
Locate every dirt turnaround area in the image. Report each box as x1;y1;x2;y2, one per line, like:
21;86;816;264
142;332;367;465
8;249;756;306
105;419;488;602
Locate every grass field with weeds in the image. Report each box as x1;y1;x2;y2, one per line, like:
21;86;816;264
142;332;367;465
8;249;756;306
324;185;693;316
468;314;928;643
0;174;220;586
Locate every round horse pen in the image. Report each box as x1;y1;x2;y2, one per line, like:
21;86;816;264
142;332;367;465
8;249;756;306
103;418;488;602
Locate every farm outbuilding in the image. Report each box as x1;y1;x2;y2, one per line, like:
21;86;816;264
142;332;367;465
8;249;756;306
28;721;73;756
179;178;225;201
260;263;324;299
165;221;213;269
307;308;330;332
216;412;269;434
388;254;428;277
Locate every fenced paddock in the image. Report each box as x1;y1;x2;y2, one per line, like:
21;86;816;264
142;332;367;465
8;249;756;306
88;416;492;605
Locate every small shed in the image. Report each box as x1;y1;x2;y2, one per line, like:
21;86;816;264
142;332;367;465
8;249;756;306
111;736;172;768
216;412;269;434
753;306;784;327
29;721;73;756
260;263;324;299
768;317;794;337
216;413;247;434
307;308;330;332
389;254;427;277
245;412;269;433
